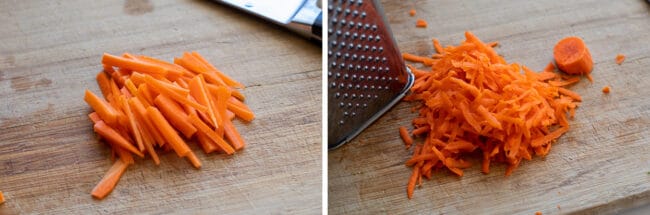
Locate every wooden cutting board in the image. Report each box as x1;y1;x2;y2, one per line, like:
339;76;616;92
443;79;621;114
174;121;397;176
329;0;650;214
0;0;321;214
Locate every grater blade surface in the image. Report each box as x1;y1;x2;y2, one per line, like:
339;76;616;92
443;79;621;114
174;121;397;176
328;0;414;149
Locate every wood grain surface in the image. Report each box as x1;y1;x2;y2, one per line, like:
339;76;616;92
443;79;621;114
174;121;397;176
329;0;650;214
0;0;321;214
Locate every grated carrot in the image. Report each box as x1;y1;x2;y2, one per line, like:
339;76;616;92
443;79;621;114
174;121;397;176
401;32;583;199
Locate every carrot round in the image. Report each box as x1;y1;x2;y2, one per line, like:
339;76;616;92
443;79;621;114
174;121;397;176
553;36;593;75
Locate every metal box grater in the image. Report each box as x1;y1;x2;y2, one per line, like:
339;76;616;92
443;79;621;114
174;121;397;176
328;0;414;149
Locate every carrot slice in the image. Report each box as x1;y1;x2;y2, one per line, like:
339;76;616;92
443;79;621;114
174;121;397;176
91;159;129;200
188;75;220;129
553;37;593;75
97;72;112;98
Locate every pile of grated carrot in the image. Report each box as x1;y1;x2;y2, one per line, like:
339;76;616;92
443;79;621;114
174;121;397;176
401;32;584;199
85;52;254;199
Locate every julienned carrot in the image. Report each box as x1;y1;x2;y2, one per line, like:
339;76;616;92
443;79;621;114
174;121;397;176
401;31;583;199
102;53;167;76
84;90;120;126
153;94;197;138
86;52;252;200
0;191;4;204
188;113;236;155
553;36;593;75
188;75;220;129
190;52;244;88
146;107;191;157
144;75;208;112
94;120;144;158
223;120;246;150
91;159;129;199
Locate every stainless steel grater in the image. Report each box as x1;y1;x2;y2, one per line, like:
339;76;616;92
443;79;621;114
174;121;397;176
328;0;414;149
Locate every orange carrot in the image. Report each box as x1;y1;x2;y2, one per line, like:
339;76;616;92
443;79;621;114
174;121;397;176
97;72;112;98
190;52;244;88
223;120;246;150
144;75;207;112
188;113;235;154
409;9;416;16
615;54;625;65
188;75;220;129
146;106;191;157
120;96;144;152
94;120;144;157
399;126;413;147
0;191;5;204
416;19;427;28
91;159;129;200
602;86;610;94
84;90;120;126
153;94;197;138
553;36;593;75
102;53;167;76
400;31;582;199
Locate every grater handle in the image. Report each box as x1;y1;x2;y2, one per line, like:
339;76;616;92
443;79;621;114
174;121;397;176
287;0;323;41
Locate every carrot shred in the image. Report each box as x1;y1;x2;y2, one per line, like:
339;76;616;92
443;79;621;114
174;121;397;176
602;86;610;94
91;159;129;200
399;126;413;147
400;32;582;199
409;9;416;16
615;54;625;65
86;52;253;200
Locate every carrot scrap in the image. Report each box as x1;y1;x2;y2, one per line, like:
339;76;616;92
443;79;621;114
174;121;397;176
416;19;427;28
615;54;625;65
602;86;610;94
553;36;593;75
84;52;253;199
409;9;416;16
0;191;5;204
401;31;583;199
